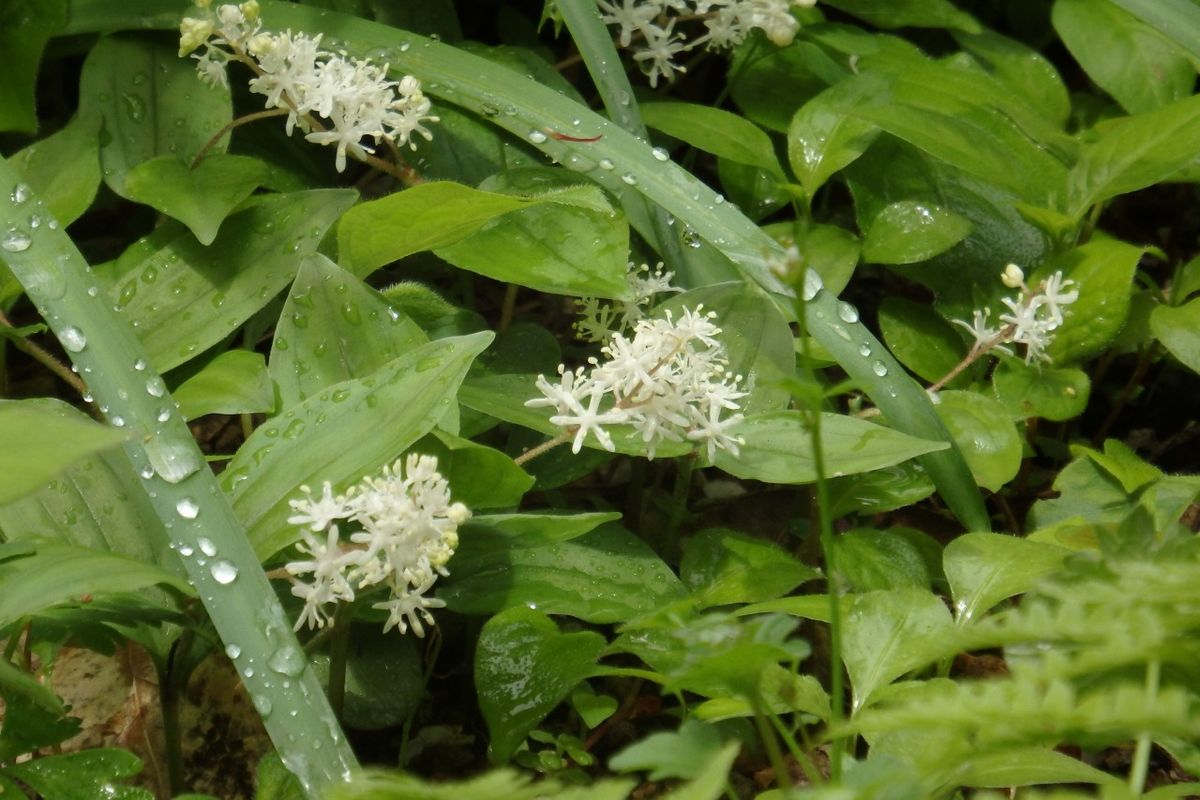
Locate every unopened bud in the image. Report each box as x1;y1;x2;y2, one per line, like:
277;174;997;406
1001;263;1025;289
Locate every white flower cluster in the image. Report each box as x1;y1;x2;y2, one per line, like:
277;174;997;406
954;264;1080;364
596;0;818;86
575;261;681;343
284;454;470;636
179;0;437;172
528;306;746;460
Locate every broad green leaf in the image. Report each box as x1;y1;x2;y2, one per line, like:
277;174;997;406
464;512;621;542
173;349;275;421
828;462;936;518
729;39;835;133
692;668;830;722
107;189;357;372
570;685;618;729
3;749;150;800
609;720;725;781
992;361;1090;421
255;753;307;800
944;533;1070;622
1066;94;1200;217
1079;438;1161;493
338;179;619;283
1041;238;1143;362
736;595;834;623
835;528;934;592
0;542;190;623
9;112;102;226
680;528;820;608
763;222;860;297
878;298;966;384
79;34;231;196
642;102;783;176
0;656;66;714
270;255;427;410
1027;455;1137;532
1053;0;1194;115
439;523;686;623
955;746;1121;788
0;399;127;505
223;332;492;559
1150;298;1200;374
788;80;882;199
933;390;1021;492
658;741;740;800
715;412;948;485
475;607;606;762
436;169;629;299
0;0;65;133
953;29;1071;126
843;588;954;710
717;159;786;222
820;0;980;32
123;155;270;245
0;694;80;764
309;634;422;732
1109;0;1200;63
862;201;973;265
418;430;534;510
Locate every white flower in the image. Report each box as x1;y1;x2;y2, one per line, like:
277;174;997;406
287;482;351;532
633;20;689;87
285;525;360;630
953;267;1079;365
374;581;445;637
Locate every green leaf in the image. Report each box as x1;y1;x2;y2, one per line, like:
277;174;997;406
270;255;427;410
658;741;740;800
944;533;1070;622
310;633;423;732
934;390;1022;492
642;102;783;176
439;523;686;623
0;399;127;505
692;668;830;722
1108;0;1200;63
764;222;860;297
338;179;620;284
730;39;835;133
0;694;81;764
255;753;307;800
173;349;275;421
570;685;618;729
419;430;534;510
878;298;966;384
992;361;1090;421
609;720;725;781
862;201;973;265
835;528;935;592
0;0;65;134
107;189;357;372
9;112;102;226
4;749;149;800
1150;297;1200;374
680;528;820;608
475;607;606;762
843;588;955;710
1066;94;1200;217
1041;239;1144;363
0;542;189;624
788;80;882;200
955;746;1122;788
123;155;270;245
78;34;231;196
1053;0;1195;115
820;0;981;32
0;656;66;714
715;412;948;485
435;169;629;299
1080;438;1162;493
223;332;492;559
953;29;1071;127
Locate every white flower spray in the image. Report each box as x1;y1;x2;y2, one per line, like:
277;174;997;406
283;454;469;636
953;264;1080;366
179;0;437;173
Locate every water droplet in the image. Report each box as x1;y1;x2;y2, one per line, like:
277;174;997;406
121;92;146;122
598;158;614;170
2;228;31;252
837;302;859;323
110;415;125;427
198;537;217;557
282;419;306;439
269;645;306;677
59;326;87;352
651;147;670;162
177;543;193;557
133;358;147;371
146;377;166;397
225;643;241;659
157;407;171;423
175;497;200;519
339;302;361;325
858;344;871;357
10;184;30;205
871;360;888;377
253;694;272;716
714;193;725;204
139;466;154;480
527;130;547;144
620;173;637;185
211;560;238;584
802;269;824;301
682;226;702;248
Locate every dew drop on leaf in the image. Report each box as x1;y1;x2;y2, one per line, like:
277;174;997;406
59;326;87;352
2;228;31;253
175;497;200;519
211;560;238;584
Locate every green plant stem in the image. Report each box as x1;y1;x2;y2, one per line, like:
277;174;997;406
664;455;695;555
190;108;288;168
161;630;193;796
513;431;573;465
768;711;822;786
1129;658;1161;796
752;698;793;791
0;308;89;397
327;605;352;720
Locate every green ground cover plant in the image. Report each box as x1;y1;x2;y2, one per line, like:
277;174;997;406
1;0;1200;798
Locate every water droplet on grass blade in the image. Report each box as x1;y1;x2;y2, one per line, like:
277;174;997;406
175;497;199;519
211;560;238;584
59;326;87;352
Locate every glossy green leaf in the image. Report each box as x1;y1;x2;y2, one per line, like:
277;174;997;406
173;349;275;421
933;390;1022;492
953;29;1071;127
992;360;1090;421
836;528;935;592
79;34;231;196
0;399;127;505
0;542;190;624
1150;298;1200;374
310;634;423;732
944;533;1071;622
729;40;834;133
1053;0;1194;115
1109;0;1200;63
123;155;270;245
680;528;820;608
3;749;150;800
715;411;948;485
436;169;629;299
788;80;882;199
764;222;860;297
609;720;725;781
1066;94;1200;217
338;179;617;282
418;430;534;509
843;588;955;710
475;607;606;762
878;298;966;384
0;0;65;133
821;0;980;31
223;332;492;559
270;254;427;410
863;201;973;265
1041;239;1143;363
828;462;936;518
463;512;621;542
439;523;686;623
107;189;357;372
9;112;102;226
642;102;783;176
